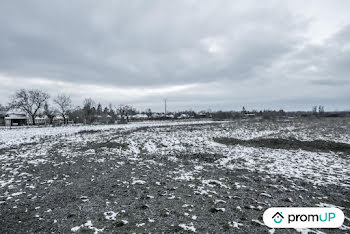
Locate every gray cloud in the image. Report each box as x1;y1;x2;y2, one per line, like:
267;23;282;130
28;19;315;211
0;0;349;111
0;1;301;85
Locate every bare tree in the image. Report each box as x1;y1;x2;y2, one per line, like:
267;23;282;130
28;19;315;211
8;89;49;125
318;105;325;114
116;104;128;122
242;106;246;114
145;108;152;118
83;98;96;124
0;103;7;111
53;94;72;124
44;102;56;124
116;104;136;123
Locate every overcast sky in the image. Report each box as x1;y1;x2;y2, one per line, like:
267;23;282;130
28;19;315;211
0;0;349;112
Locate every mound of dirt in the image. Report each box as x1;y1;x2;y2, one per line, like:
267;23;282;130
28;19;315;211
214;137;350;153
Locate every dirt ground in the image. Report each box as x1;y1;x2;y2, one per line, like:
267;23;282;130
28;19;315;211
0;118;349;233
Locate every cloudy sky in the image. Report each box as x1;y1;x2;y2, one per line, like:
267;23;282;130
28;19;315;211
0;0;349;112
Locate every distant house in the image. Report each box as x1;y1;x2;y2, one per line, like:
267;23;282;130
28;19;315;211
151;113;161;118
198;113;205;117
116;115;128;124
91;114;112;124
244;113;255;118
5;113;27;126
177;113;189;119
25;115;71;125
131;114;148;120
35;116;49;125
27;116;49;125
53;115;71;125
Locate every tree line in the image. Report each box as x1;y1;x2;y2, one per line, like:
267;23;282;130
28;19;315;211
1;89;349;126
3;89;72;125
1;89;150;125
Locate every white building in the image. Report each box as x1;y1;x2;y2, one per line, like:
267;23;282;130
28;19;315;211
5;113;28;126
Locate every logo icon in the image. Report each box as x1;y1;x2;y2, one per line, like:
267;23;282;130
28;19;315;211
272;212;284;223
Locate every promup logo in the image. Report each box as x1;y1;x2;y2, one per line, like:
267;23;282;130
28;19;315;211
263;207;344;228
272;212;284;224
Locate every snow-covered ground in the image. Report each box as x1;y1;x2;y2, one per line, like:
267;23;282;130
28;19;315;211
0;118;349;233
0;120;215;149
1;119;349;192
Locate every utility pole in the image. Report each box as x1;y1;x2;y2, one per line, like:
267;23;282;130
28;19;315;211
164;98;167;117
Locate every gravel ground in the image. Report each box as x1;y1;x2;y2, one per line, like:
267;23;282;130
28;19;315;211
0;118;349;233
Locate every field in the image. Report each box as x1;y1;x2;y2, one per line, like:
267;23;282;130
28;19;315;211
0;118;349;233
